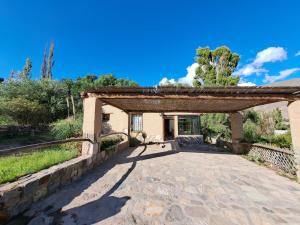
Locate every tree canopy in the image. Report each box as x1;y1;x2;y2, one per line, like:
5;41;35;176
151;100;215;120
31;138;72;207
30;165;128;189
0;72;138;126
193;46;240;87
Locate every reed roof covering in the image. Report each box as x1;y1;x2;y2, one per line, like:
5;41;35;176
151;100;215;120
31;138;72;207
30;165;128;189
83;86;300;113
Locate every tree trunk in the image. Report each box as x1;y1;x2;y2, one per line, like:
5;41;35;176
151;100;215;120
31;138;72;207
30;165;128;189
66;97;70;118
71;95;76;119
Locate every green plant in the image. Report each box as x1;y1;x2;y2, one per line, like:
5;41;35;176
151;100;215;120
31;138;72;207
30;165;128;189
101;135;123;151
201;113;231;142
0;143;79;184
50;116;83;139
263;132;292;149
0;97;49;126
245;154;264;164
0;115;17;125
243;119;261;143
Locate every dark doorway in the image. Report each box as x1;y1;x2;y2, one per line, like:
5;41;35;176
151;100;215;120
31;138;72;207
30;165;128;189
164;118;175;140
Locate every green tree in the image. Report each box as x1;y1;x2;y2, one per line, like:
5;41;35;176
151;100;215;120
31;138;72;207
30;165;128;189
41;47;47;79
0;78;4;83
0;97;49;126
47;42;55;79
21;58;32;79
193;46;240;87
94;74;117;87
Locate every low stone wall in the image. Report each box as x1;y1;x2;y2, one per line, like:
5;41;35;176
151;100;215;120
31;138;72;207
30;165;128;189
216;139;250;154
0;140;129;222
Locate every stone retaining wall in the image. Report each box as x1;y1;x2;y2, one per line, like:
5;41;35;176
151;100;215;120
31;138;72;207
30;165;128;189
0;140;129;222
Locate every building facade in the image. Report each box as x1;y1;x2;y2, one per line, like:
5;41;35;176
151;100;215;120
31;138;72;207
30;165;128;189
102;104;203;143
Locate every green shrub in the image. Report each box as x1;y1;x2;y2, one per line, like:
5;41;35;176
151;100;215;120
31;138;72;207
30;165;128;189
0;115;17;125
0;97;49;126
101;135;123;151
243;120;261;143
246;154;264;164
201;113;231;141
50;116;83;139
263;132;292;149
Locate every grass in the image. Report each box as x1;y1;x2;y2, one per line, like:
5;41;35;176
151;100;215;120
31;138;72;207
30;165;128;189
0;143;80;185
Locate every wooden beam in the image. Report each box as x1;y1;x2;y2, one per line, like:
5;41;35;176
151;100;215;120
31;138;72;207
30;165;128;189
90;94;299;101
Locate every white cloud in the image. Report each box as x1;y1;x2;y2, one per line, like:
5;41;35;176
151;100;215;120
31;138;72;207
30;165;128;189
264;68;300;83
238;80;256;86
253;47;287;65
178;63;198;85
295;51;300;57
158;63;198;86
235;47;287;76
159;77;176;86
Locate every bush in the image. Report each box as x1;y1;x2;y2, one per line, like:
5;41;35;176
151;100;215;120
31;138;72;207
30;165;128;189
101;135;123;151
263;132;292;149
50;116;83;139
0;97;49;126
243;119;261;143
201;113;231;140
0;115;17;125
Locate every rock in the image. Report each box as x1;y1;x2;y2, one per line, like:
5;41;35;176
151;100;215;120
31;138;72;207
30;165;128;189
144;203;164;217
165;205;184;222
184;206;208;218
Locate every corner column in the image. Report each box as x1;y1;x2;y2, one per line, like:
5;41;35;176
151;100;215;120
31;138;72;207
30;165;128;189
82;97;102;155
288;101;300;181
230;112;244;154
127;112;131;143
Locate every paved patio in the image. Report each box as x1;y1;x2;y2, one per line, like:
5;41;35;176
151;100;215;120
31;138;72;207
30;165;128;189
24;143;300;225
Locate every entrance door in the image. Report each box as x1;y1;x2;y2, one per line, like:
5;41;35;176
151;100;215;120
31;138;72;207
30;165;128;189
164;118;174;140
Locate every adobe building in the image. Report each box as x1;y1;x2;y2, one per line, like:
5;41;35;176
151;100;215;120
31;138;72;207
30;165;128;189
81;86;300;180
102;103;203;143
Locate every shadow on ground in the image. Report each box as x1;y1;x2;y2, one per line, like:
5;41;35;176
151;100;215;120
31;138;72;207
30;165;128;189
20;142;183;225
9;142;228;225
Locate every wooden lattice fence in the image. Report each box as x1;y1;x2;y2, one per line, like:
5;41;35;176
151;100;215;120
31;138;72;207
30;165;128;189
217;139;296;175
248;144;296;175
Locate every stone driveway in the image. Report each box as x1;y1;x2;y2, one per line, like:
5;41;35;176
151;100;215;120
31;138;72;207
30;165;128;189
23;142;300;225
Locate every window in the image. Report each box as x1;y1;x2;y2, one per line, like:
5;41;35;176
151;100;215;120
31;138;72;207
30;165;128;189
131;114;143;132
102;113;110;122
178;116;200;135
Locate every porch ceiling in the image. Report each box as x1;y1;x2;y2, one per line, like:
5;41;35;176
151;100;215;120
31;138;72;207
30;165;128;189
83;86;300;113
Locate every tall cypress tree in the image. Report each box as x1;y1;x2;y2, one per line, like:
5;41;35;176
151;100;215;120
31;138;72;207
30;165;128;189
41;47;47;79
47;42;55;79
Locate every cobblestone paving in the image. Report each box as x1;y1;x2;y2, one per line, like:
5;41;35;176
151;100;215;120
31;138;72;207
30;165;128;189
24;143;300;225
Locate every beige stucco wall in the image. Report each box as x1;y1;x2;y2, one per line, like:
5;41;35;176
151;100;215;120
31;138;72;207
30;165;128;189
102;105;128;134
288;101;300;181
102;105;202;143
102;105;164;142
140;113;164;142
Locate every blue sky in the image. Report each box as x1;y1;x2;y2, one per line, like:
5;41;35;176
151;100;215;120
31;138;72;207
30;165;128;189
0;0;300;86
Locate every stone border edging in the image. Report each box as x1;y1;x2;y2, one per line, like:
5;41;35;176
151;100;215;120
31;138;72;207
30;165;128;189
0;140;129;222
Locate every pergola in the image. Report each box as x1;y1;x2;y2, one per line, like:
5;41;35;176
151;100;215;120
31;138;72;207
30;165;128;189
81;86;300;178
